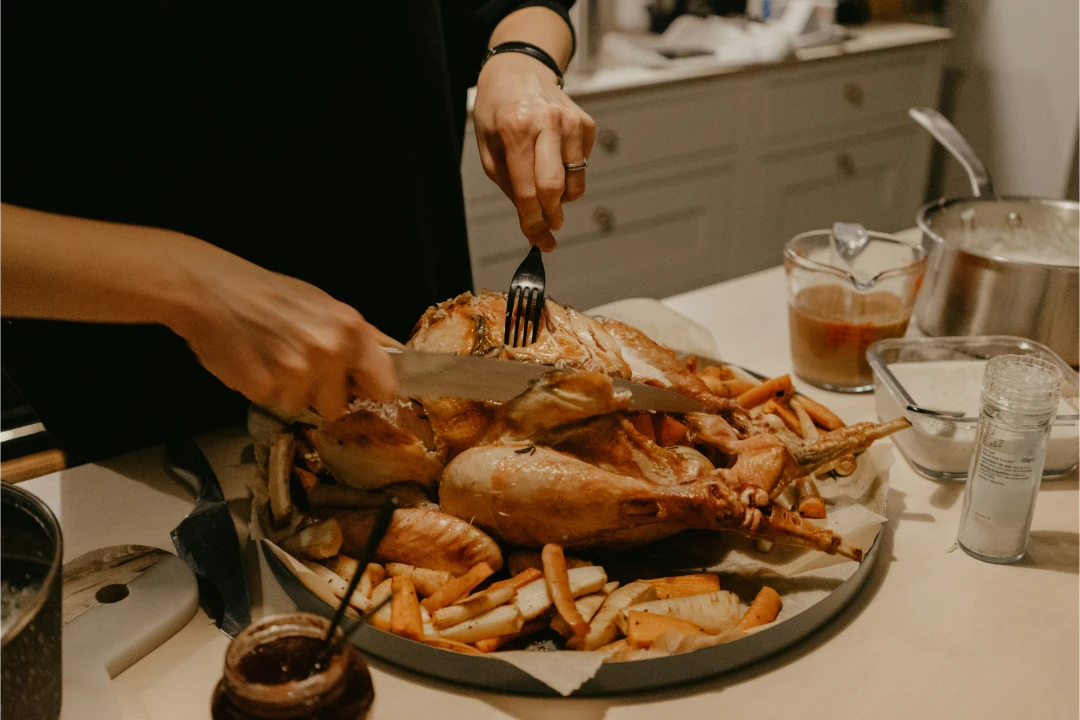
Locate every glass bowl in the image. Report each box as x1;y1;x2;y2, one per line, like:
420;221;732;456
867;336;1079;481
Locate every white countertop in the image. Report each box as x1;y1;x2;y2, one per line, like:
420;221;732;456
20;259;1078;720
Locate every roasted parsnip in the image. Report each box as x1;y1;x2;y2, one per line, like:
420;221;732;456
268;433;296;529
280;518;343;560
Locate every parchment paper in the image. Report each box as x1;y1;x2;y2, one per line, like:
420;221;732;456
585;298;721;359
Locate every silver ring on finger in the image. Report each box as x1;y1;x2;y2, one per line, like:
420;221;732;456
564;159;588;171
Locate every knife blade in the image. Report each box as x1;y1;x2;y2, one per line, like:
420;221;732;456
165;435;251;637
390;348;704;414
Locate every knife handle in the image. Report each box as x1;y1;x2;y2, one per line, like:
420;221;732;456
165;434;225;506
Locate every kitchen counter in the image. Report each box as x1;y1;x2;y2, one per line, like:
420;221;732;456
20;259;1077;720
468;22;952;108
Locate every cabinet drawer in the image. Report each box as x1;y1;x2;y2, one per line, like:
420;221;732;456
757;55;933;151
462;81;739;208
746;129;924;253
467;164;744;309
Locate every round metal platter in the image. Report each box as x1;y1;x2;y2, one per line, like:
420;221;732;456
261;357;881;695
263;531;881;696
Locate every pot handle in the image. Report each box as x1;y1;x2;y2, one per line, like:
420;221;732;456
908;107;995;198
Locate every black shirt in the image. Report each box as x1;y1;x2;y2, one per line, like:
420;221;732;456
3;1;574;464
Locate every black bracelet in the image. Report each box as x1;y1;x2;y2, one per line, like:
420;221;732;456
480;41;565;89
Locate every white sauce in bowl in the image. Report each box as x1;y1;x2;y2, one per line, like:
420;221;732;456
877;360;1079;477
892;360;1078;417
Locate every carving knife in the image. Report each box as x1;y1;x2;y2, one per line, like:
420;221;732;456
388;348;704;414
165;434;252;637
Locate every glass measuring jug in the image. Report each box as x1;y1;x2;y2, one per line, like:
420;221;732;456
785;224;928;393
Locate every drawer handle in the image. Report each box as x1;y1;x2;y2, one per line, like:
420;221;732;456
843;83;864;106
597;128;620;153
593;206;616;232
835;152;856;177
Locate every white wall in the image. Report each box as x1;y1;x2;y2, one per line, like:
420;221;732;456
938;0;1079;199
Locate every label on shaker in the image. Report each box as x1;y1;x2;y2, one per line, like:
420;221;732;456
968;432;1045;528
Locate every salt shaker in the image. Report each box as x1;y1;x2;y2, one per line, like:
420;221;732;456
957;355;1062;563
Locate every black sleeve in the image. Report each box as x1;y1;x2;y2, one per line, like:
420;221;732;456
469;0;577;74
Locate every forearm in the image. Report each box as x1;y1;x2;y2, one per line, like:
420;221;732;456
488;6;574;69
0;203;207;330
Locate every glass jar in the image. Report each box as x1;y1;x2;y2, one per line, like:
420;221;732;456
785;225;927;393
956;355;1063;563
211;613;374;720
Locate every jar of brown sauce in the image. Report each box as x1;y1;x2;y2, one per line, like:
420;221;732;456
785;227;927;393
212;613;374;720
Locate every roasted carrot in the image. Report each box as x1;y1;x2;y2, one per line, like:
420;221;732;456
542;544;589;638
420;562;493;613
737;375;793;409
786;401;828;517
419;636;486;655
488;567;543;594
644;573;720;599
474;619;549;652
390;576;423;641
795;476;827;519
653;414;689;447
630;413;657;442
794;394;845;430
738;586;782;630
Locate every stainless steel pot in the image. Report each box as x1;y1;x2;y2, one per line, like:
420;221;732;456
1;483;64;720
909;108;1079;366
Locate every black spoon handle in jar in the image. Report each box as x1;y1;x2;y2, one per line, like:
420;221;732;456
313;497;396;669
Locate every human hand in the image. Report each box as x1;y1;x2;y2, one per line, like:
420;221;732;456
473;52;595;251
168;248;398;421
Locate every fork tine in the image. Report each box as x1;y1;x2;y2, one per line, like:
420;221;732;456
533;289;544;343
529;288;543;344
504;286;520;345
520;288;536;348
513;293;528;347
